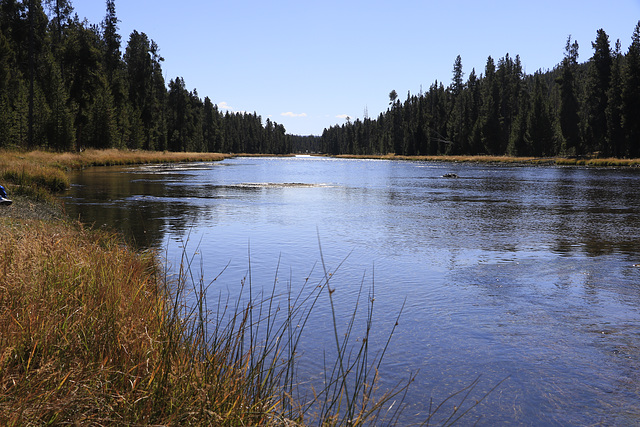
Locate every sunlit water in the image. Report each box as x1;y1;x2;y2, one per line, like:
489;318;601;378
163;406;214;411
64;156;640;425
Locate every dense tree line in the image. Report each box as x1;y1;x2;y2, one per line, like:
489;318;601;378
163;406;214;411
319;23;640;158
0;0;290;153
2;1;638;158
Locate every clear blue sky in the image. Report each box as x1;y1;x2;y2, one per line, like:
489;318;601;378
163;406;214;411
73;0;640;136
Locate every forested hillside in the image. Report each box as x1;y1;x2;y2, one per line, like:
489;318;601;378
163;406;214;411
1;0;638;157
319;24;640;158
0;0;292;153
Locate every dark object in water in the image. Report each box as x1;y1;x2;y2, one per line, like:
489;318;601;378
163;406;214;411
0;184;12;206
442;173;459;178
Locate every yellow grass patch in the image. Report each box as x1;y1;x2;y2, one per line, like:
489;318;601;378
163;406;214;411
0;149;230;195
333;153;640;166
0;218;269;425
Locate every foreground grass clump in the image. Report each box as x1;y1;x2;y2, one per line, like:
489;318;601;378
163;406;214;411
0;219;276;425
1;219;161;424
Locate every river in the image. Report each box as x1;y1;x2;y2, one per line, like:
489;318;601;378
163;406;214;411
64;156;640;425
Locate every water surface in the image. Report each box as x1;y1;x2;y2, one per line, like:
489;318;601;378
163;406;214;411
65;157;640;425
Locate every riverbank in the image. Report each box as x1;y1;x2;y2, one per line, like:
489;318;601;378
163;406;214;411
332;153;640;167
0;149;230;196
0;149;286;424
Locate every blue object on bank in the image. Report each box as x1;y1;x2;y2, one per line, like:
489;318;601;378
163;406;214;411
0;184;12;206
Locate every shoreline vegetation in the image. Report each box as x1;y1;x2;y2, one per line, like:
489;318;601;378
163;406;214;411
0;148;635;425
2;148;638;203
332;153;640;167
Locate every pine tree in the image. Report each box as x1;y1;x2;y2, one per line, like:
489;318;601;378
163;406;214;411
558;36;582;155
466;68;482;154
507;83;529;156
87;78;117;148
479;56;501;154
102;0;120;78
202;96;219;152
42;51;74;150
584;29;612;154
63;19;109;149
606;39;624;157
452;55;464;96
447;55;465;153
622;21;640;157
0;29;18;147
527;74;556;156
497;54;522;153
124;31;166;150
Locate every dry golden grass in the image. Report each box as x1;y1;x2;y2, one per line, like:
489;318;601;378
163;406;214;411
554;157;640;167
334;154;540;163
2;148;228;171
0;154;69;194
333;153;640;166
1;219;160;424
48;148;229;169
0;218;282;425
0;149;230;199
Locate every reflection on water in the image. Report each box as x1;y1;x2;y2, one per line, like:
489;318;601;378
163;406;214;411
64;157;640;425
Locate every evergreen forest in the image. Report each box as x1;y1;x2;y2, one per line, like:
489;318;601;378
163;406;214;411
1;0;639;158
0;0;291;153
319;25;640;158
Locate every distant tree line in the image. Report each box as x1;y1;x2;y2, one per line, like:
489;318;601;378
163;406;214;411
0;0;291;153
2;1;638;158
318;23;640;158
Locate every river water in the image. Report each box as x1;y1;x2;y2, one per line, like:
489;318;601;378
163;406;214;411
64;156;640;425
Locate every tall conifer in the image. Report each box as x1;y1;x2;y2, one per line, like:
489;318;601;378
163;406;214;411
558;36;582;155
606;39;624;156
622;21;640;157
585;29;612;154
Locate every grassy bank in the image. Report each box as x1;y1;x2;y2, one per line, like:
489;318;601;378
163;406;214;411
333;153;640;166
2;218;303;424
0;149;228;203
0;219;169;424
0;149;229;199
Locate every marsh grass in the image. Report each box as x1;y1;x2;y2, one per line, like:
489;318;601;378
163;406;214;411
553;157;640;167
335;154;538;164
0;155;69;194
334;153;640;167
0;149;229;196
0;216;497;425
1;218;304;425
